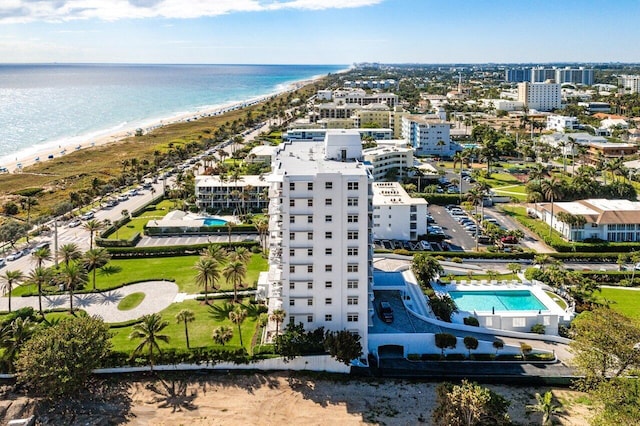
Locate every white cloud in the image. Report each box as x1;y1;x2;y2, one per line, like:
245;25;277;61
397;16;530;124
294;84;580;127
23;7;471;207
0;0;384;23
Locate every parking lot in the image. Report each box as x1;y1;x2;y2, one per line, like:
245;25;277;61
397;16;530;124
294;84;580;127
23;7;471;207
429;205;480;251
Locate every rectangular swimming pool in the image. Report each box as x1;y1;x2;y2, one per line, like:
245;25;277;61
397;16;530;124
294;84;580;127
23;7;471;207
448;290;547;312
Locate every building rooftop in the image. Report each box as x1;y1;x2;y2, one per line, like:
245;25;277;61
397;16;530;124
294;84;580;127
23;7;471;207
372;182;427;206
537;198;640;224
272;130;369;178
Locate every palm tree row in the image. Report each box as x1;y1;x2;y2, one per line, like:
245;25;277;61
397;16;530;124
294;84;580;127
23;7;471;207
193;244;251;305
1;243;111;316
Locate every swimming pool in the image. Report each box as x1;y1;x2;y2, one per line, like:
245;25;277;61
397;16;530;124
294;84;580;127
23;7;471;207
203;218;227;226
449;290;547;312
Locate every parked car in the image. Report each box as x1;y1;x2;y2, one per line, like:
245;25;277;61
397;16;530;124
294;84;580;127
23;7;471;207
68;219;81;228
501;235;518;245
379;301;394;323
117;194;129;202
6;251;23;261
0;258;6;268
420;240;432;251
34;241;50;250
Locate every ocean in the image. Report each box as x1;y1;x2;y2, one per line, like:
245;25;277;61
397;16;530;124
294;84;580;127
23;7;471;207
0;63;344;166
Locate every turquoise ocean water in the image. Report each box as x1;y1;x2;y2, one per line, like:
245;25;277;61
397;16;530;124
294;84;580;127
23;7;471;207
0;64;344;166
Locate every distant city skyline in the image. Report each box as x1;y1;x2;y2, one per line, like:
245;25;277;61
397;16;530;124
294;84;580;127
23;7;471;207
1;0;639;64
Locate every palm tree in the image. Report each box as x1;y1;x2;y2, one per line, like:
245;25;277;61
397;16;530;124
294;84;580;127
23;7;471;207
82;248;111;290
223;260;247;303
541;177;564;239
256;219;269;253
1;270;24;313
200;244;228;264
30;246;51;269
58;243;82;267
526;391;562;426
269;309;286;348
194;257;220;305
129;313;170;371
534;254;550;272
212;326;233;346
26;266;52;316
82;219;104;250
225;221;236;247
175;309;196;349
229;247;251;264
59;262;87;313
228;305;247;349
0;317;35;372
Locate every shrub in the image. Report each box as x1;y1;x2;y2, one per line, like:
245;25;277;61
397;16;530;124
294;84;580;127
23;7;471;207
451;257;463;263
407;353;421;361
525;352;556;361
463;316;480;327
558;324;570;338
445;353;465;361
393;248;411;256
421;353;442;361
470;353;495;361
530;323;546;334
520;343;533;356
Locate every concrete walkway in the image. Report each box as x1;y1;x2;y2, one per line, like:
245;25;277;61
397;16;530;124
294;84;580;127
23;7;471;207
1;280;178;323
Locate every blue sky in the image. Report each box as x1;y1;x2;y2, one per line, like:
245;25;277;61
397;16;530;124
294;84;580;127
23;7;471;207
1;0;639;64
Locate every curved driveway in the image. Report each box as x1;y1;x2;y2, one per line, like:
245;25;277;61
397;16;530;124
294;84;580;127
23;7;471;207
0;280;179;323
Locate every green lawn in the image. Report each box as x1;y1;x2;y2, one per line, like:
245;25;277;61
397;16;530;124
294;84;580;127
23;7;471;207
118;292;145;311
597;287;640;319
12;253;268;296
440;273;520;283
501;205;565;246
109;299;257;352
545;291;568;310
108;199;175;240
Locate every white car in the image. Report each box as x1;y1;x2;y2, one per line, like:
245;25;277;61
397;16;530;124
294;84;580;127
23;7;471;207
69;219;81;228
6;251;23;261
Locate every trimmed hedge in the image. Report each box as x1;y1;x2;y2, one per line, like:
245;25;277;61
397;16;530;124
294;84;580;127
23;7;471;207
416;193;462;205
145;223;257;237
96;232;142;248
103;347;253;368
105;241;259;258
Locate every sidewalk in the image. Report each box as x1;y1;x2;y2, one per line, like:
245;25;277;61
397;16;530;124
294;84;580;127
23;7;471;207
0;280;178;323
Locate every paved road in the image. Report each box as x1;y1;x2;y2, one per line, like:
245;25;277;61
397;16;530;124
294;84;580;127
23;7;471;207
0;280;178;323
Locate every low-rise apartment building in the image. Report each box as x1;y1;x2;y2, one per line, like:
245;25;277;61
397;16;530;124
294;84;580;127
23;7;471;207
372;182;427;241
363;140;413;181
402;114;460;157
529;199;640;242
195;175;269;212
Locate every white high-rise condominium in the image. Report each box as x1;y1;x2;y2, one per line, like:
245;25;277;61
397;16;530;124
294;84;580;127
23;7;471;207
261;129;373;341
517;82;561;111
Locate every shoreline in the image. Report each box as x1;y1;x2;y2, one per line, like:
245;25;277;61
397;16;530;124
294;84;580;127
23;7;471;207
0;72;330;174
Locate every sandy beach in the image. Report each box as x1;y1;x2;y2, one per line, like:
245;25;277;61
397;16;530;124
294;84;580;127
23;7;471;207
0;75;320;174
0;372;592;425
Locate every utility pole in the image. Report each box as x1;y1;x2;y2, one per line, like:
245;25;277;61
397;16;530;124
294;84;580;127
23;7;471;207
54;218;59;268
